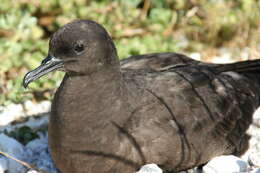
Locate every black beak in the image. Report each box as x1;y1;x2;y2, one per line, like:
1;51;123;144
23;54;63;88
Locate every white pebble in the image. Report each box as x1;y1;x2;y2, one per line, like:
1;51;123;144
248;152;260;167
251;168;260;173
0;104;24;126
24;101;51;115
189;52;201;61
0;134;25;173
26;170;41;173
24;133;58;173
24;100;35;112
253;108;260;127
22;116;49;131
25;134;48;154
0;101;51;128
211;53;234;64
136;164;162;173
202;155;250;173
0;157;8;173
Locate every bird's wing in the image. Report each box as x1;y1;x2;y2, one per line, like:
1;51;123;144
119;53;260;171
120;52;204;72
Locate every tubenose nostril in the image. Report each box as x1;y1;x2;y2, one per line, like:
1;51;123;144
41;55;52;64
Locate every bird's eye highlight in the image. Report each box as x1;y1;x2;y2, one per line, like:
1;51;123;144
74;42;85;55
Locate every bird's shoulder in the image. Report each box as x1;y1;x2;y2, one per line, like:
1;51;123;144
119;52;216;91
120;52;200;71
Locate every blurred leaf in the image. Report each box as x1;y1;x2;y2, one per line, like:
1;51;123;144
5;126;39;145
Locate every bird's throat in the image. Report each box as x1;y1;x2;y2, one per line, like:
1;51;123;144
49;70;128;149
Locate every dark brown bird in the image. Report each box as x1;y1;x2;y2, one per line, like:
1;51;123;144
23;20;260;173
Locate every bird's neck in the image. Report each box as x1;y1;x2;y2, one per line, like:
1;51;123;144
49;66;131;148
54;66;127;118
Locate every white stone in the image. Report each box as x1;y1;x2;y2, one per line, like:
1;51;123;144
26;170;41;173
211;48;234;64
0;134;25;173
0;114;49;133
136;164;162;173
189;52;201;61
25;134;47;153
248;152;260;168
22;116;49;131
0;157;8;173
202;155;250;173
251;168;260;173
240;47;250;61
253;107;260;127
39;101;51;112
0;103;24;126
24;101;51;115
0;101;51;127
24;133;58;173
24;100;35;112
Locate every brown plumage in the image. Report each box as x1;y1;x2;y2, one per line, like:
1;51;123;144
23;20;260;173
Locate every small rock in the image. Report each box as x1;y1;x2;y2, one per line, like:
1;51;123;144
0;114;49;133
26;138;46;153
248;152;260;168
23;116;49;131
0;134;25;173
24;133;58;173
202;155;249;173
24;101;51;116
190;53;201;61
24;101;35;113
211;48;234;64
26;170;39;173
253;107;260;127
0;104;24;126
26;169;47;173
240;47;250;61
136;164;162;173
251;168;260;173
0;157;8;173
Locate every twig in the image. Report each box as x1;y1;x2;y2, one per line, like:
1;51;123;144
113;28;149;39
140;0;151;20
0;150;34;169
93;2;117;14
0;29;14;38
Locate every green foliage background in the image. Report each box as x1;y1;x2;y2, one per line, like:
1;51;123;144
0;0;259;105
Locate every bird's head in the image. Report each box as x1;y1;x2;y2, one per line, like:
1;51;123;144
23;20;118;88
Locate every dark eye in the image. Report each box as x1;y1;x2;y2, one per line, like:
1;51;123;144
74;42;85;55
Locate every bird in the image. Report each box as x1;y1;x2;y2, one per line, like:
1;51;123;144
23;20;260;173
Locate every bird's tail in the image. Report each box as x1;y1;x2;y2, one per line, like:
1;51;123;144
215;59;260;105
216;59;260;73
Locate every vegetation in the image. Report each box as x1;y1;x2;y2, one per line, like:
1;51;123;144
0;0;259;105
5;126;39;145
